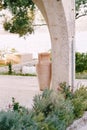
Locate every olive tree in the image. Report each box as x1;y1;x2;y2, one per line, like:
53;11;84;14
76;0;87;18
0;0;87;36
0;0;35;36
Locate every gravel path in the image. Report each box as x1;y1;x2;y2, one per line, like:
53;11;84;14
0;75;40;109
0;76;87;110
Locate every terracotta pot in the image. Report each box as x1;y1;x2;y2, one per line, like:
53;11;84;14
38;52;51;64
36;62;51;91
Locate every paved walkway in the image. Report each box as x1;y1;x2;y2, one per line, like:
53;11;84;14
0;75;40;109
0;75;87;130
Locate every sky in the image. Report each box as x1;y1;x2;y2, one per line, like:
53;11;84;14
0;26;51;58
75;15;87;53
76;31;87;53
0;14;87;58
0;26;87;58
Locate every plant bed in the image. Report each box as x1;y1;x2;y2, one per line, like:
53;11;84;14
0;84;87;130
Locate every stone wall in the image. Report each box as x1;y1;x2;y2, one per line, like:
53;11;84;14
0;60;37;74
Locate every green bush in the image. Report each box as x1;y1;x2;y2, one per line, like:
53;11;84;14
72;97;84;118
33;89;74;129
59;82;73;99
0;89;74;130
57;83;87;119
1;85;87;130
76;52;87;73
0;111;21;130
0;111;39;130
73;86;87;99
72;86;87;118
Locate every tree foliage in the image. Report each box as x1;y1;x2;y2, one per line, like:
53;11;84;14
0;0;35;36
75;0;87;18
75;0;87;11
0;0;87;36
75;52;87;72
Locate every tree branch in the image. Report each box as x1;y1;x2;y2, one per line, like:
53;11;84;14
76;13;87;19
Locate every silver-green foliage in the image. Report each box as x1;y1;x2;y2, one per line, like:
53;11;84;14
33;89;74;129
0;86;87;130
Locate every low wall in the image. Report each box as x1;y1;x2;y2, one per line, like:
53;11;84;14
20;53;33;63
0;53;33;65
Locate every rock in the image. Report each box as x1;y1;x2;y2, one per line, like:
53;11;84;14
67;112;87;130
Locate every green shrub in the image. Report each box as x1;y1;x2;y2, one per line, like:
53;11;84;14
76;52;87;73
73;86;87;99
72;86;87;118
33;89;74;129
72;97;84;118
0;110;39;130
59;82;73;99
1;85;87;130
57;83;87;119
33;89;55;116
42;114;66;130
0;111;21;130
11;97;27;113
